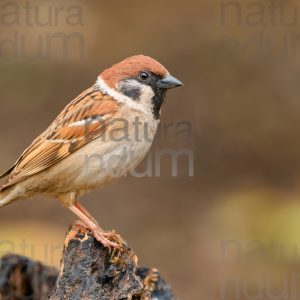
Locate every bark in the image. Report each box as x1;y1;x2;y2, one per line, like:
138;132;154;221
0;223;175;300
0;254;57;300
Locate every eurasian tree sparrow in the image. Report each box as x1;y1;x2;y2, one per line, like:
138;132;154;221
0;55;183;248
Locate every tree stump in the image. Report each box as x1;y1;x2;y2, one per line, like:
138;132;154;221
0;223;175;300
0;254;57;300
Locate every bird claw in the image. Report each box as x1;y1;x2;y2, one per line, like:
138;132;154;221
91;227;126;257
92;229;120;249
73;219;126;253
102;230;128;262
103;230;127;246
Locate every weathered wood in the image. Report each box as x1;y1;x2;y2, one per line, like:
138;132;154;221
0;223;175;300
0;254;57;300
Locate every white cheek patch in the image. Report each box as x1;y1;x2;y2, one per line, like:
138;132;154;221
118;79;141;99
119;79;155;100
139;84;155;105
95;77;152;116
116;79;155;114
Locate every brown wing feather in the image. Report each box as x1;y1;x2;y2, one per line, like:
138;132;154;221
1;87;119;190
0;166;16;179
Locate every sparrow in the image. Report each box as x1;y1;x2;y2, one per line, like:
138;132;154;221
0;55;183;248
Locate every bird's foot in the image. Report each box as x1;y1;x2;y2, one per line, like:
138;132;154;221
91;226;122;250
102;230;127;246
101;230;128;262
73;220;125;251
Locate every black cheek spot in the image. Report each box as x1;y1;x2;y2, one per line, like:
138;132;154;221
120;86;141;101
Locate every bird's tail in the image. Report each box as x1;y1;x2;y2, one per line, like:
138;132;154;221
0;164;18;207
0;188;14;208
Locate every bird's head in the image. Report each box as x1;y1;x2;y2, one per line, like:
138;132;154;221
97;55;183;119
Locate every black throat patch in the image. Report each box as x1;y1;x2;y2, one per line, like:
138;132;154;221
151;87;166;120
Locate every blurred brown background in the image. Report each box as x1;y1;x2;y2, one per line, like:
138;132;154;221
1;0;300;299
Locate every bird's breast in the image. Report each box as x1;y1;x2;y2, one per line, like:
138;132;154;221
68;111;159;191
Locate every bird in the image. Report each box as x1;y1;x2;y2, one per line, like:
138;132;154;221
0;55;183;248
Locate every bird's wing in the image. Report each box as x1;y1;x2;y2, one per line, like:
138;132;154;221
1;87;119;190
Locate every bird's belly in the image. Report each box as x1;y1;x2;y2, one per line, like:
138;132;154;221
48;136;153;194
33;112;159;196
78;140;151;187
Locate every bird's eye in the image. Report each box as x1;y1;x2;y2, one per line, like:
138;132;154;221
139;71;150;81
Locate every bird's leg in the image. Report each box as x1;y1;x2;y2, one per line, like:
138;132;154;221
73;202;125;244
68;203;121;249
59;193;125;249
73;201;100;228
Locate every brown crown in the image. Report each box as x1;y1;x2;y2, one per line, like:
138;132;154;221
100;55;169;88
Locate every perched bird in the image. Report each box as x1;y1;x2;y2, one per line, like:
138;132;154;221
0;55;183;248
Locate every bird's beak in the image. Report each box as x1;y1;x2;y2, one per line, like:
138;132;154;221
157;75;183;89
